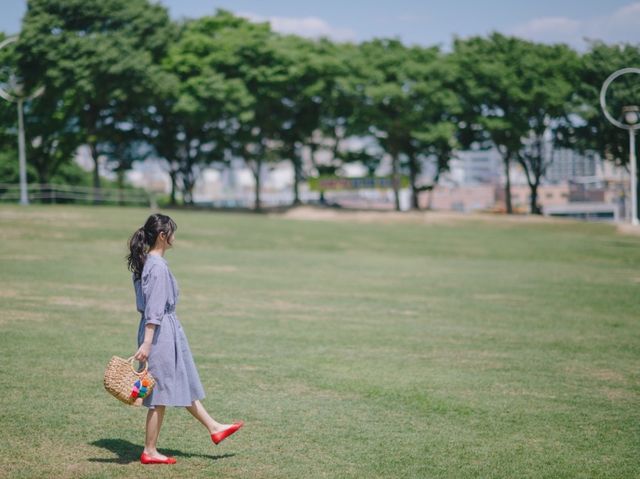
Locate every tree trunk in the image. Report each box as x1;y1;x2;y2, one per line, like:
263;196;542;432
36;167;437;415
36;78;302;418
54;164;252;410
89;141;102;204
426;170;441;211
37;169;50;204
408;153;420;210
529;182;541;215
183;177;194;205
253;158;262;211
309;143;326;205
391;151;401;211
292;150;301;206
117;168;125;206
503;153;512;214
169;170;178;206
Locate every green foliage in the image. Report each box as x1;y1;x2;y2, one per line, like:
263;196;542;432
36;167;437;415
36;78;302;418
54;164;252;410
570;42;640;165
17;0;174;188
1;4;638;210
156;12;258;204
0;147;37;183
453;34;580;213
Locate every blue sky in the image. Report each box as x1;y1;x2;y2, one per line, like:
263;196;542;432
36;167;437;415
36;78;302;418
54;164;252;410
2;1;639;49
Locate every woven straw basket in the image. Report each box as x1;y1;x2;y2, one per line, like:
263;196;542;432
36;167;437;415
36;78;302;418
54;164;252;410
103;356;156;406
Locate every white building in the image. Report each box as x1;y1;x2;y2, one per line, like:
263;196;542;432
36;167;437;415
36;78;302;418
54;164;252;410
444;149;503;185
545;149;599;183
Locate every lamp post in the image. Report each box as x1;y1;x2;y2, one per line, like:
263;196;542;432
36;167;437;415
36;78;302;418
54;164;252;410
600;68;640;225
0;36;44;205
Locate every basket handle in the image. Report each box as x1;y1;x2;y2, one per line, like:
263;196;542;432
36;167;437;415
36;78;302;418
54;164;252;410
127;356;149;376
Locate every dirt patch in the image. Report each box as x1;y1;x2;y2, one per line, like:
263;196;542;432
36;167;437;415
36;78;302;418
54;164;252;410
617;224;640;236
590;368;626;383
270;299;300;311
194;264;238;273
0;288;19;298
563;364;631;388
472;293;528;304
494;385;559;400
0;254;47;262
0;208;94;224
602;387;637;402
272;205;572;226
284;381;361;401
64;283;123;293
49;296;131;313
0;309;49;324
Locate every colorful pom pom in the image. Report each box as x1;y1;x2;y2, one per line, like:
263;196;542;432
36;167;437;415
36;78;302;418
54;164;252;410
129;377;152;401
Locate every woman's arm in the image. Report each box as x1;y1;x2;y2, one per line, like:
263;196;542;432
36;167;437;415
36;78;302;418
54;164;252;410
135;263;168;361
134;323;156;362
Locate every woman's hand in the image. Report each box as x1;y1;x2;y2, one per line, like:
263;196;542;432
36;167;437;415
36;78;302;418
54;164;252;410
134;341;152;362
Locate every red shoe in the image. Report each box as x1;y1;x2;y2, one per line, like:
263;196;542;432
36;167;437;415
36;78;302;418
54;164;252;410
211;421;244;445
140;452;177;465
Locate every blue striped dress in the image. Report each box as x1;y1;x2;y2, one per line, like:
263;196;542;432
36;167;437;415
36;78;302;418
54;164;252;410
132;254;205;408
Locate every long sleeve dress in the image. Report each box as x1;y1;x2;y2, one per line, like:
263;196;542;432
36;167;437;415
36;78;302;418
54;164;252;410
132;253;205;409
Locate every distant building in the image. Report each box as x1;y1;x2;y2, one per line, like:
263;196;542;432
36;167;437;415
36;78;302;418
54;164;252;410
104;137;633;220
545;149;598;183
420;184;497;212
446;149;503;185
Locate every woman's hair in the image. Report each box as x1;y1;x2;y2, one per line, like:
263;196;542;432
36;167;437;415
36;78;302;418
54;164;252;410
126;213;177;279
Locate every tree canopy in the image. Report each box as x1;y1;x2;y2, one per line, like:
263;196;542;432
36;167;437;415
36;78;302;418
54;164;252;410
1;2;638;213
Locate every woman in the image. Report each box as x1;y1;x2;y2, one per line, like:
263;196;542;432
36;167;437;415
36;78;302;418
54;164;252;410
126;213;243;465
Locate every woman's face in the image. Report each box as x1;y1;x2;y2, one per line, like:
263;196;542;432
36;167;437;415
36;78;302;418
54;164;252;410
157;230;175;249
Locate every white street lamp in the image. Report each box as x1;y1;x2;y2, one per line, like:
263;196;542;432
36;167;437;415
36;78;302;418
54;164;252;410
0;36;44;205
600;68;640;225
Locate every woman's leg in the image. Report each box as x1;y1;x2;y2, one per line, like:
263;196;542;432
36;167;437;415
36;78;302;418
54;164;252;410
144;406;168;458
186;400;231;434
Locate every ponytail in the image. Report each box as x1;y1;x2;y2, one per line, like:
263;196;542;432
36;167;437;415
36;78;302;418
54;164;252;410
126;214;177;280
127;227;148;280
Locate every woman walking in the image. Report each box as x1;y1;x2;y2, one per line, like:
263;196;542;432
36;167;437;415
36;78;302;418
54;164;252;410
126;213;243;465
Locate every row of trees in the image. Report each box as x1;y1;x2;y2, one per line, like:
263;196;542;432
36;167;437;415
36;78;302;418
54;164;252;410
1;0;639;212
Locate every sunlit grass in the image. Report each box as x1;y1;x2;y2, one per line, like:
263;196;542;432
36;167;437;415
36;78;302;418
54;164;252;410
0;204;638;478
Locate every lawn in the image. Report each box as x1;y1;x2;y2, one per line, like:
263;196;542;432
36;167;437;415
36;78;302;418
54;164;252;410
0;204;638;478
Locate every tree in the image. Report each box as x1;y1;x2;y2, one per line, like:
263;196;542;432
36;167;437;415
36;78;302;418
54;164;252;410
159;12;286;209
513;42;579;214
453;33;578;214
18;0;174;199
356;39;423;210
189;12;289;210
571;42;640;164
309;41;371;205
404;48;460;210
357;39;457;211
271;34;338;206
0;32;21;183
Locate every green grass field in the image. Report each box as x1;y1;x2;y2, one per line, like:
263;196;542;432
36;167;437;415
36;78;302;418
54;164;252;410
0;204;639;478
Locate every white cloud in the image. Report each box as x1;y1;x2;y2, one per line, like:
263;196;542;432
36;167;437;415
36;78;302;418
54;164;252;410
239;12;357;42
511;16;581;44
510;2;640;48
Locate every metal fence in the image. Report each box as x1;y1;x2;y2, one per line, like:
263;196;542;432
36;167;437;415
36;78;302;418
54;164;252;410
0;183;152;206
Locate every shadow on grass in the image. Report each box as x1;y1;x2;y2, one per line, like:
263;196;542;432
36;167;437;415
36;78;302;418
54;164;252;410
88;438;236;464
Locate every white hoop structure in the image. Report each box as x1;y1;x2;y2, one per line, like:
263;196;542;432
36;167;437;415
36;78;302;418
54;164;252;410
599;67;640;131
0;36;44;205
600;67;640;224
